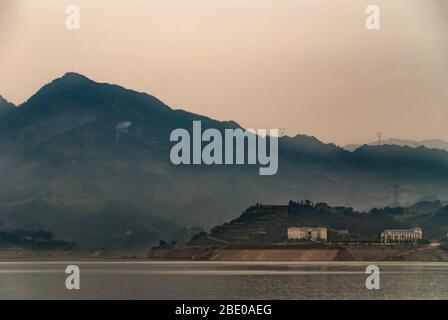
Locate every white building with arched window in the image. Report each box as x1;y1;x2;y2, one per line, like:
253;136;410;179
381;228;423;243
287;227;327;242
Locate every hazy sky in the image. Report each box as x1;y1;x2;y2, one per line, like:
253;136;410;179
0;0;447;145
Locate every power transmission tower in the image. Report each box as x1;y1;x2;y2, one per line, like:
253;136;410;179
279;128;287;137
377;131;382;145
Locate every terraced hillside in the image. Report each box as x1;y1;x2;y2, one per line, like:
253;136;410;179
209;205;288;244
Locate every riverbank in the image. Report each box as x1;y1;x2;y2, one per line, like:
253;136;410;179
0;247;142;261
147;244;448;262
2;244;448;262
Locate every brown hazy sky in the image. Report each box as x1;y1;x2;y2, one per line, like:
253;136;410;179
0;0;447;145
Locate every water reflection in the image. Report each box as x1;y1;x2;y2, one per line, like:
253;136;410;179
0;262;447;299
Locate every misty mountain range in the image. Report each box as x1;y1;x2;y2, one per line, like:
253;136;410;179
1;73;448;250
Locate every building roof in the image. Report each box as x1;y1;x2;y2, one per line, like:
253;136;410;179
288;226;327;230
382;228;422;233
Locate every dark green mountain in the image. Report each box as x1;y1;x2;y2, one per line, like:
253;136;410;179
0;73;447;250
0;95;15;118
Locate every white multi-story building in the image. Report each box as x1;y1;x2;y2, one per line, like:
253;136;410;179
381;228;423;243
288;227;327;242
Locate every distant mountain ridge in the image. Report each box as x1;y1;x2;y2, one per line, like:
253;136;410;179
344;138;448;152
0;73;447;250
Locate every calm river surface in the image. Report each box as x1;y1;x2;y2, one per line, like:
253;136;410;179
0;261;447;299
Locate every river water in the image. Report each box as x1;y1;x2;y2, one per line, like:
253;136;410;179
0;261;447;299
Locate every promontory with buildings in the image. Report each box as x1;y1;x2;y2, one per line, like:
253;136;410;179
148;200;448;261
